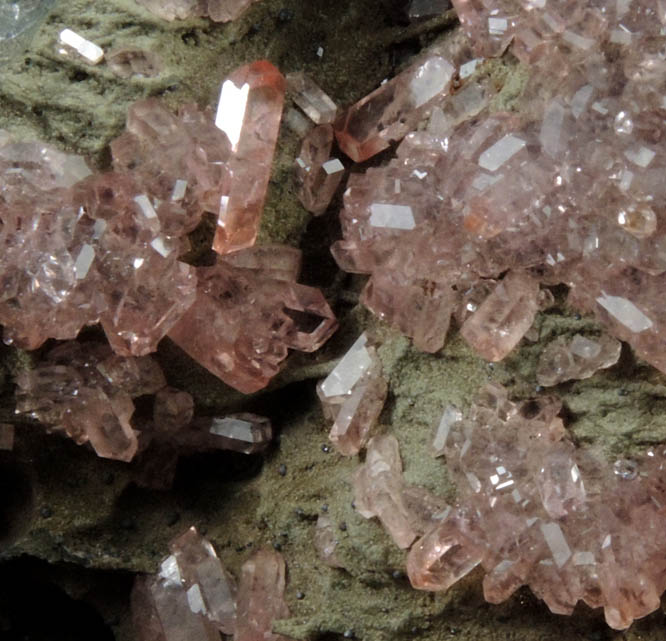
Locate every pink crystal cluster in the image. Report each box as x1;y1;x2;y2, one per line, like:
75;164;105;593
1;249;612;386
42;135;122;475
403;383;666;629
15;340;273;464
331;0;666;373
133;526;291;641
1;60;336;397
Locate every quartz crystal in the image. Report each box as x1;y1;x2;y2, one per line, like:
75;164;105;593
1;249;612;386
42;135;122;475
536;333;622;387
170;527;237;634
0;64;334;393
294;125;345;215
354;435;446;548
107;48;162;78
286;72;338;125
234;548;291;641
212;61;286;255
314;514;344;568
405;383;666;629
317;333;388;456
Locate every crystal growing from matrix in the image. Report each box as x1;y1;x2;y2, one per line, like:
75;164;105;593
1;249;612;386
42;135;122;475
331;0;666;376
406;383;666;629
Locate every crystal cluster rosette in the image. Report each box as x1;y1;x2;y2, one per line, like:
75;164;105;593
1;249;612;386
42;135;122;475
331;0;666;373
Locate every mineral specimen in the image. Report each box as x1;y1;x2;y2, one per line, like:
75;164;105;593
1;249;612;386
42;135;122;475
536;333;622;387
212;61;286;255
317;333;388;456
168;251;337;394
0;59;334;394
57;28;104;64
407;383;666;629
330;0;666;377
15;341;165;461
294;125;345;215
314;514;344;568
133;527;235;640
235;548;291;641
107;48;162;78
354;434;446;548
286;72;338;125
334;50;456;162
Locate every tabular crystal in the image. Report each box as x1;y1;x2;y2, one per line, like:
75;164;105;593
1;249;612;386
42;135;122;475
286;72;338;125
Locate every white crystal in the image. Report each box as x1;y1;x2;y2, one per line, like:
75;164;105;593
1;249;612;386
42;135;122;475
210;417;255;443
186;584;207;615
433;405;463;455
478;134;526;171
171;179;188;202
540;522;572;568
159;555;182;586
74;244;94;280
410;57;455;109
322;158;344;175
460;58;482;79
58;28;104;64
624;146;656;168
320;333;372;398
369;203;416;230
134;194;158;219
216;80;250;152
596;292;653;332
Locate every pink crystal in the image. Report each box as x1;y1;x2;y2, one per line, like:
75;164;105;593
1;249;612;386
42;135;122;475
169;255;336;394
404;382;666;629
286;72;338;125
459;271;540;361
354;435;446;548
154;387;195;432
334;52;456;162
317;333;388;456
294;125;345;216
536;333;622;387
132;528;237;641
234;548;291;641
169;527;237;634
14;342;164;461
212;61;286;255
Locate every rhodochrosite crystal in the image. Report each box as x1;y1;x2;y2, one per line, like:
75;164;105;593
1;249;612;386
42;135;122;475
406;383;666;629
332;0;666;375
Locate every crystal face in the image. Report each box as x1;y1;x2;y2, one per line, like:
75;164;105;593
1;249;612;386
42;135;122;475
405;383;666;629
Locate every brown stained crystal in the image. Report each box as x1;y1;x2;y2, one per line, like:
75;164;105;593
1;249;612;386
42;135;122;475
212;61;286;255
334;52;456;162
234;549;291;641
294;125;345;216
154;387;195;432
